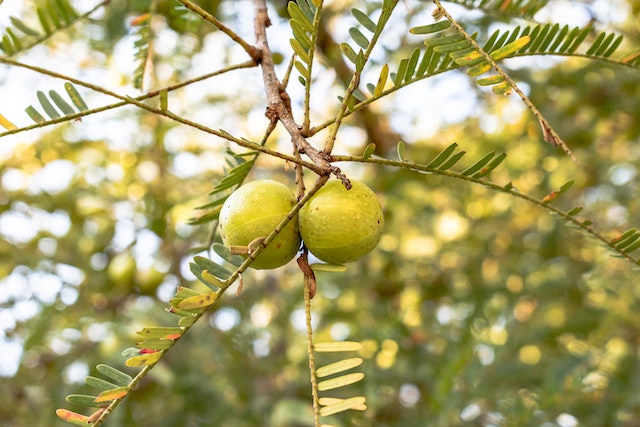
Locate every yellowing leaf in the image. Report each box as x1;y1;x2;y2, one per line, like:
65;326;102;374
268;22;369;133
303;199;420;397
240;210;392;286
55;409;91;426
314;341;363;352
316;358;363;377
319;396;367;416
0;113;17;130
178;291;219;310
317;373;365;391
125;351;162;367
94;386;129;403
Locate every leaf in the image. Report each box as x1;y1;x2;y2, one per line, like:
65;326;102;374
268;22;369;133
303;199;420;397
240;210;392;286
316;358;363;377
349;27;369;50
178;291;219;310
125;351;163;367
394;57;408;86
94;386;129;403
291;38;311;64
96;364;133;387
319;396;367;417
410;20;450;35
212;242;244;266
404;48;421;82
362;143;376;159
85;376;118;392
66;394;104;408
0;113;17;130
490;36;531;60
491;80;511;95
473;152;506;178
310;263;348;272
340;42;357;64
396;141;407;161
288;2;314;33
317;373;365;391
192;256;233;281
426;143;458;168
461;152;496;176
55;409;91;426
476;75;504;86
433;39;471;54
467;61;492;77
37;90;61;119
49;90;76;115
132;17;152;90
315;341;363;352
622;239;640;254
135;338;175;350
64;82;88;111
351;8;376;33
10;17;40;36
437;151;466;170
567;206;584;216
137;327;184;339
174;286;202;299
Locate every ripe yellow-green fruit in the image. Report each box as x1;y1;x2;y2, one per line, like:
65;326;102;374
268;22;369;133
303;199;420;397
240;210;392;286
299;179;384;264
219;180;301;269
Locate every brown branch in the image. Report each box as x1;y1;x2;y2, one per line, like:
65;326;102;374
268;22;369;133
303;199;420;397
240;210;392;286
253;0;350;187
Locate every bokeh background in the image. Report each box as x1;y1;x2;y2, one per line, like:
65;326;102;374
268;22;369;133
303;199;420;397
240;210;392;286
1;0;640;426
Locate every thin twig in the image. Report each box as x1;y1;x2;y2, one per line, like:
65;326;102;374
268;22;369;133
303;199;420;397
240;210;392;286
330;153;639;267
0;59;257;138
0;57;323;173
303;268;321;426
432;0;577;163
176;0;262;61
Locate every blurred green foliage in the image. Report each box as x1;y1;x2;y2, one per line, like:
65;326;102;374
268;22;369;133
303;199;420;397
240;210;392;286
1;1;640;426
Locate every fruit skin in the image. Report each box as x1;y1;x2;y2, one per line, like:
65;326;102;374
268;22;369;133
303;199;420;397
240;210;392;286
219;180;301;269
299;179;384;264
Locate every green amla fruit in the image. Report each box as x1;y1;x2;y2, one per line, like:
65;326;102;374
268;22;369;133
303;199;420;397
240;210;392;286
219;179;301;269
299;179;384;264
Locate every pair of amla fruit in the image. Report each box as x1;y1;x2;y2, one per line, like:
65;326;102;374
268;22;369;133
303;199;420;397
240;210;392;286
219;179;384;269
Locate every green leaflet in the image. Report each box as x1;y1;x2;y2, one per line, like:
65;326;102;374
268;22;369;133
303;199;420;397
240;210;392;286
362;143;376;159
461;151;497;176
37;90;61;119
85;376;118;392
427;143;458;168
410;20;450;35
351;8;376;33
192;255;233;281
49;90;75;115
96;364;133;387
349;27;370;50
66;394;104;408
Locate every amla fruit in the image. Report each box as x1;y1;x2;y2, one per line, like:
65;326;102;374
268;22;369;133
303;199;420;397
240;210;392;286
299;179;384;264
219;180;301;269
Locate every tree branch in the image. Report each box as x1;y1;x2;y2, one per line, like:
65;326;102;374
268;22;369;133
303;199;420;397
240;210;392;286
253;0;350;187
